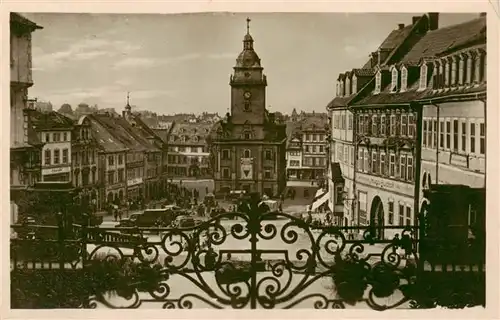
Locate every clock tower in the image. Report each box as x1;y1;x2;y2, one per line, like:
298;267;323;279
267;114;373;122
210;18;287;198
229;17;267;125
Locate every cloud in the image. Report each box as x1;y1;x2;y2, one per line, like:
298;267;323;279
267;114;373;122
112;52;234;69
33;37;141;71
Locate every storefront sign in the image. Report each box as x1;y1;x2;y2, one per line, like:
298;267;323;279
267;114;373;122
240;158;253;180
42;166;71;175
357;173;413;197
127;177;143;186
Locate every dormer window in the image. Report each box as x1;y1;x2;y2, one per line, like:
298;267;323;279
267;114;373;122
474;51;482;83
400;66;408;92
374;71;382;94
438;62;444;89
466;53;473;84
444;59;450;87
193;136;199;142
336;81;339;96
340;80;345;96
451;56;458;86
345;78;351;96
352;75;358;94
419;63;428;90
391;68;398;92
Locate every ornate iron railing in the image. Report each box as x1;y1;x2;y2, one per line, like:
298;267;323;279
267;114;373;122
10;210;484;309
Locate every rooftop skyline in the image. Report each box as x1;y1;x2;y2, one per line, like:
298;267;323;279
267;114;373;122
23;12;478;115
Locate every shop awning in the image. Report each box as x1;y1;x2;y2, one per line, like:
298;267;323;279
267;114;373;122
311;191;329;211
330;162;345;183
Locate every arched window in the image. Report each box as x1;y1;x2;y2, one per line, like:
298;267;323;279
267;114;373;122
419;63;428;90
243;149;251;158
391;68;398;92
401;66;408;92
422;172;427;188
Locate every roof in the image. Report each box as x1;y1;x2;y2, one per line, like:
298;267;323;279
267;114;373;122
88;116;128;153
380;25;414;50
400;16;486;65
153;129;169;143
10;13;43;31
92;114;147;152
168;122;213;146
299;115;328;132
28;110;74;131
353;69;376;77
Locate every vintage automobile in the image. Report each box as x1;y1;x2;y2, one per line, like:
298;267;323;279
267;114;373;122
116;208;180;231
171;215;204;228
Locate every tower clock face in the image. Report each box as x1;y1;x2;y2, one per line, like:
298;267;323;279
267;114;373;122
244;91;252;99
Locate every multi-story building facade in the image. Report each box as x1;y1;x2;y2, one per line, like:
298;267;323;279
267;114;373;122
90;114;129;206
164;122;212;179
72;115;101;211
26;111;74;183
210;20;287;197
327;13;486;238
10;13;43;195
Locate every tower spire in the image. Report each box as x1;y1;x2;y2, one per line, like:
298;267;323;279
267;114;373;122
246;17;251;34
126;91;131;110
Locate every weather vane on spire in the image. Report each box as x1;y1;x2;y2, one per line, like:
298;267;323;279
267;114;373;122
246;17;251;34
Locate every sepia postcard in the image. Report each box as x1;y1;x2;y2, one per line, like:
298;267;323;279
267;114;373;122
1;1;499;319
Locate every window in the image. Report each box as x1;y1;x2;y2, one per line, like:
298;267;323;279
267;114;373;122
406;206;412;226
342;115;346;130
408;114;415;137
432;120;437;148
358;191;368;225
459;57;465;85
108;155;114;166
451;57;457;85
244;132;251;140
62;149;68;164
358;116;364;134
391;68;398;92
401;67;408;91
438;63;444;89
423;120;428;146
44;149;51;165
372;151;378;174
390;115;396;136
372;115;378;136
53;133;60;142
427;120;433;148
401;115;408;136
380;115;386;136
118;168;124;182
400;155;407;180
319;145;324;153
407;155;413;182
466;56;473;84
444;60;450;86
389;153;395;177
380;152;386;175
480;122;485;154
263;167;272;179
107;171;114;185
375;72;382;94
243;149;251;158
474;55;481;83
461;122;467;152
265;150;272;160
222;149;230;160
399;204;405;226
352;76;358;94
53;149;60;164
364;150;369;172
306;134;311;141
470;123;476;153
305;145;310;153
419;64;428;90
345;78;351;96
350;146;354;165
222;168;230;179
334;116;339;129
446;120;451;149
358;149;364;171
439;121;445;148
344;146;348;163
348;115;353;130
388;201;394;225
364;115;370;134
118;154;123;165
45;133;50;142
335;186;344;205
453;120;459;151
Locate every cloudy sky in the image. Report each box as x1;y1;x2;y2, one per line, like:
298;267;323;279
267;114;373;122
23;12;477;115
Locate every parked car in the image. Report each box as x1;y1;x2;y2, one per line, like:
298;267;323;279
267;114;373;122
117;208;178;231
172;215;204;228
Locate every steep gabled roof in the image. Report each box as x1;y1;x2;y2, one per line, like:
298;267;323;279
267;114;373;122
169;121;213;146
88;115;128;153
400;16;486;65
93;114;146;152
29;110;74;131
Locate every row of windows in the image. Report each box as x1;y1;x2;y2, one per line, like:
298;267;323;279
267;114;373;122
358;149;414;182
304;144;325;154
358;113;416;137
109;154;124;166
289;160;300;167
127;167;144;180
126;153;144;163
44;131;70;143
302;134;326;142
108;169;126;185
336;75;358;97
169;146;208;153
168;155;209;165
422;118;485;155
333;114;354;130
73;170;96;187
336;144;354;166
288;151;301;156
169;135;205;143
221;149;274;160
358;192;413;226
303;157;326;167
72;150;96;166
44;148;69;165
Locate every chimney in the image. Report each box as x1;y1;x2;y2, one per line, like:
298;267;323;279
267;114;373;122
428;12;439;31
398;23;405;30
412;16;421;25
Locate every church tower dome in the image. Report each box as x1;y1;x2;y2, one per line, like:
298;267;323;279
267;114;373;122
235;17;262;69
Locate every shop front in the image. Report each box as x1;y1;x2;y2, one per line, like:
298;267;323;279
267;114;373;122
356;172;415;240
127;177;144;201
42;166;71;182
